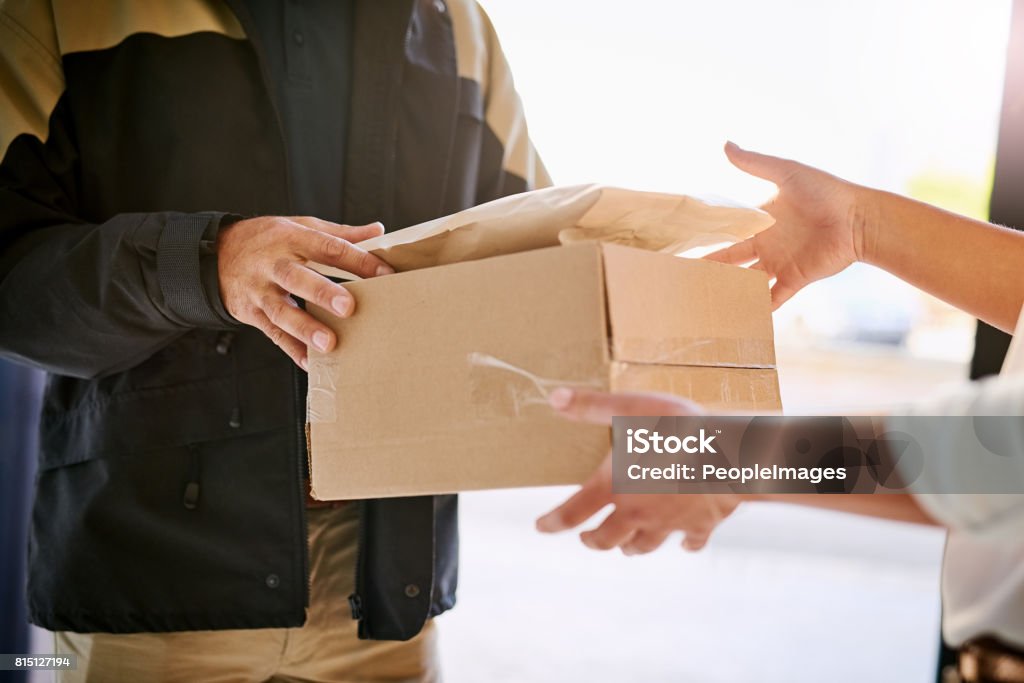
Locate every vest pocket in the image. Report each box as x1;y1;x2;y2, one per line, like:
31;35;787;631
29;428;306;632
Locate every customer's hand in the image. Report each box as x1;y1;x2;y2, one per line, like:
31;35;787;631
706;141;872;308
535;388;740;554
217;217;394;369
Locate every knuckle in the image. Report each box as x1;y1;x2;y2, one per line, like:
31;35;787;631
562;512;586;529
267;327;286;346
776;163;799;186
313;282;336;306
244;273;263;292
550;508;575;526
321;234;348;260
268;219;293;242
272;259;297;288
623;507;650;524
562;509;583;523
263;299;288;324
296;320;319;343
355;248;375;273
241;303;263;325
221;294;244;319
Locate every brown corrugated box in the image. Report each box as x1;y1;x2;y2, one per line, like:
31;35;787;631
307;186;780;500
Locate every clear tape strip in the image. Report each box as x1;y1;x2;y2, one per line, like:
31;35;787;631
307;359;338;423
611;336;776;368
467;352;604;416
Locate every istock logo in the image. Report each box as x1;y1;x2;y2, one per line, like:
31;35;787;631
626;428;717;455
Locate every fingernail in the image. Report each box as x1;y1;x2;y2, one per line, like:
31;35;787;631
536;514;557;533
312;331;330;352
375;263;395;277
548;388;573;411
300;357;309;371
371;221;385;234
331;294;353;317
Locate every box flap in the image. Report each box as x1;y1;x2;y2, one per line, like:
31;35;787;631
600;243;776;368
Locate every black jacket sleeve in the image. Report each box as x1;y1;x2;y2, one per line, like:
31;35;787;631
0;93;239;380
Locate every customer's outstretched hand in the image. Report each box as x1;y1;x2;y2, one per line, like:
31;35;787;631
536;389;739;554
707;142;870;308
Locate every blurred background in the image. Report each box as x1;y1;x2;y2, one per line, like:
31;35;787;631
4;1;1013;682
435;1;1012;681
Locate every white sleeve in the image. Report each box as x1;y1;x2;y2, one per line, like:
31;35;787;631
886;374;1024;542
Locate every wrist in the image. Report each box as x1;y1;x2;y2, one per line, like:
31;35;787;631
849;184;882;265
207;214;245;325
847;184;880;264
215;214;248;253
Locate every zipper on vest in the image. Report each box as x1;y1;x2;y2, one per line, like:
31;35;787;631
348;591;363;621
206;0;307;620
291;361;312;611
182;445;201;510
349;498;368;624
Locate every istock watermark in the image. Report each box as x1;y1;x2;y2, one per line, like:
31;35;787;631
611;415;1024;495
626;427;718;455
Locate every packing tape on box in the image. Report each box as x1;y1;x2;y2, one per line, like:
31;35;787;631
467;352;605;418
610;336;777;369
608;361;783;411
308;337;776;424
307;358;339;423
306;351;606;424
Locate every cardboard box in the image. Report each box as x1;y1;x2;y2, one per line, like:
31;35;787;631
307;241;779;500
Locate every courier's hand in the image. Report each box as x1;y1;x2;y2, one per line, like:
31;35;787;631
706;141;871;308
535;388;739;554
217;217;394;369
